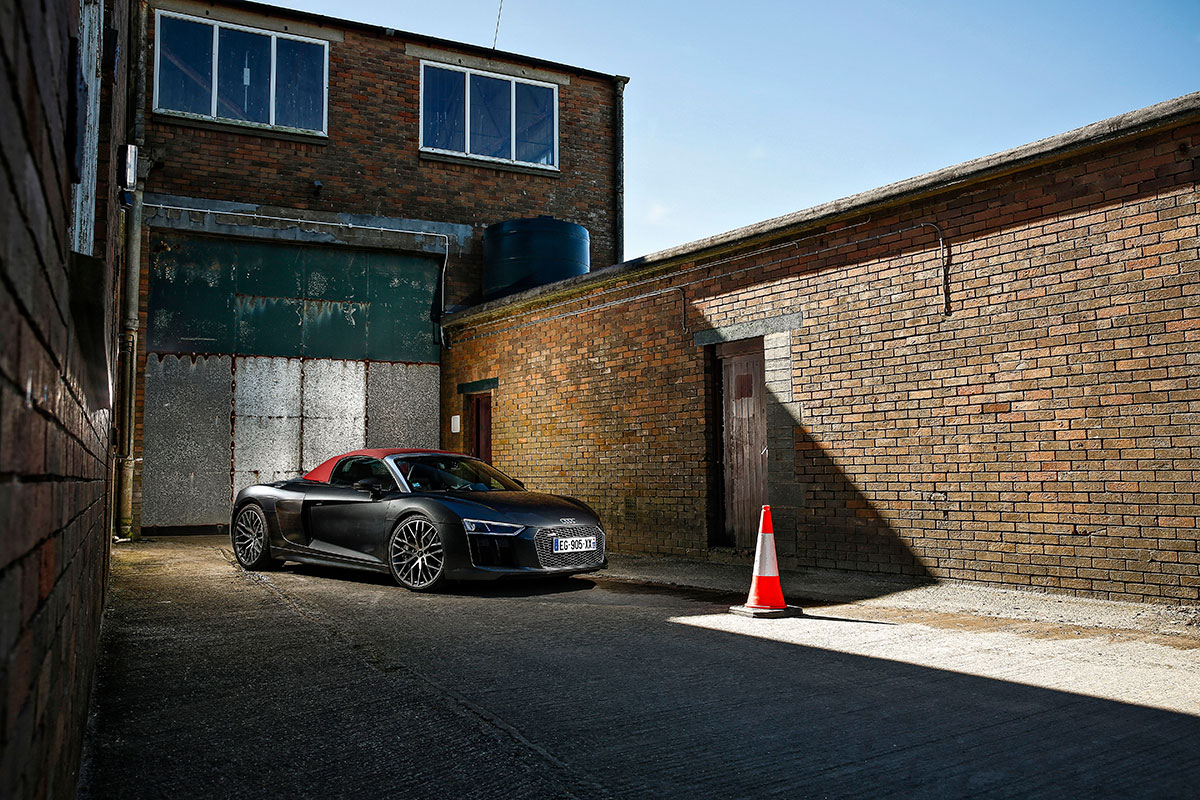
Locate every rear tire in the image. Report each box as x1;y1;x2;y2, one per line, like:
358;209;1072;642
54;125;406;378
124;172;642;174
388;514;445;591
232;503;281;570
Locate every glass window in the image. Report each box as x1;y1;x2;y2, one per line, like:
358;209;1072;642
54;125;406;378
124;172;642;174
422;66;465;152
469;74;511;159
155;11;328;134
395;456;523;492
515;83;554;165
331;457;395;488
216;28;270;124
275;38;325;131
157;16;212;115
421;62;556;168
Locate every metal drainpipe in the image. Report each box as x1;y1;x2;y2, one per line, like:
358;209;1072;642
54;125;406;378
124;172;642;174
117;0;148;539
613;76;628;265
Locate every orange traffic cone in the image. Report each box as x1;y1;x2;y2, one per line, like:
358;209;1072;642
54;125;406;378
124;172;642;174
730;505;801;618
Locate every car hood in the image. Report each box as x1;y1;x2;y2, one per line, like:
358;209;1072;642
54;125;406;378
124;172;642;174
428;491;600;528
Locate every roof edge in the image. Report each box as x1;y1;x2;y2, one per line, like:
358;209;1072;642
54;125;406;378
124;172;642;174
190;0;626;82
446;91;1200;328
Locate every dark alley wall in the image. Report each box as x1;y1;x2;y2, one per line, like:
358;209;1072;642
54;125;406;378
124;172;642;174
442;102;1200;605
1;0;128;796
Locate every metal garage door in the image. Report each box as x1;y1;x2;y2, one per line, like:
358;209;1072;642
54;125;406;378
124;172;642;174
141;233;442;528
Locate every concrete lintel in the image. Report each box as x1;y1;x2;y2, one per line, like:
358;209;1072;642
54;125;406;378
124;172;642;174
153;0;346;41
143;193;473;253
407;43;572;85
457;377;498;395
692;312;805;348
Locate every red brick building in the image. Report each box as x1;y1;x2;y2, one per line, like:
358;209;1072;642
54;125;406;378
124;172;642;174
442;94;1200;605
131;0;627;533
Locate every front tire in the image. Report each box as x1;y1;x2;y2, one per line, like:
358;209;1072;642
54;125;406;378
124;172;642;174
232;503;281;570
388;515;445;591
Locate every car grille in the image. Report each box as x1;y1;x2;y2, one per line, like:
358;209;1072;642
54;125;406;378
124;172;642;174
534;525;606;570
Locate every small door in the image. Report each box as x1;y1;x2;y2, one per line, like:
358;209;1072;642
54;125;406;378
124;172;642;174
470;393;493;464
717;338;767;549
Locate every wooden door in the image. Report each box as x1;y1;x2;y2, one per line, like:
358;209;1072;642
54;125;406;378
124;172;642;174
717;339;766;549
470;393;492;464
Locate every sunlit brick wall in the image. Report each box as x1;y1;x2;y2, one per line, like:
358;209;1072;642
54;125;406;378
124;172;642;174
443;119;1200;604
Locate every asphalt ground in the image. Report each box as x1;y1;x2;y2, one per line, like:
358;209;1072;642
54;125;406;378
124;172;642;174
78;537;1200;799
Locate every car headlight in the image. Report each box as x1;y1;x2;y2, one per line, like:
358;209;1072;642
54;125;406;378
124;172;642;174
461;519;525;535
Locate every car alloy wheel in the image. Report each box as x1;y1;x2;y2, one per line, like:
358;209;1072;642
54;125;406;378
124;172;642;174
232;503;275;569
389;515;445;591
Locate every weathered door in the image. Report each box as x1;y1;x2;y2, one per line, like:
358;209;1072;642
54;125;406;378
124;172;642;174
718;338;767;549
471;393;493;464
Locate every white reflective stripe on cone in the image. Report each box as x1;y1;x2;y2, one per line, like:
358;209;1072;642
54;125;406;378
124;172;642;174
752;532;779;577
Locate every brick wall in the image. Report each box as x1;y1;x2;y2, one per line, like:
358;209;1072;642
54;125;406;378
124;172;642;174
443;118;1200;604
1;0;126;795
143;3;622;306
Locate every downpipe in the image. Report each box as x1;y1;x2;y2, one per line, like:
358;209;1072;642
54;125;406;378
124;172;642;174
117;187;142;539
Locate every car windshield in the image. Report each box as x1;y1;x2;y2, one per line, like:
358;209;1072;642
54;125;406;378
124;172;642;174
393;455;524;492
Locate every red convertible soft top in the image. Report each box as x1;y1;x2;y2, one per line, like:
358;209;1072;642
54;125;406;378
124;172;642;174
302;448;458;483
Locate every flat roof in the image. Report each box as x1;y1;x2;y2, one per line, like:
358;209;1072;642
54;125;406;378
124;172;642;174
449;91;1200;326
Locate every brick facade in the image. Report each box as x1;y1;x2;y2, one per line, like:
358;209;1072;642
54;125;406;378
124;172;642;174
1;0;129;795
129;0;625;533
143;0;624;308
443;102;1200;605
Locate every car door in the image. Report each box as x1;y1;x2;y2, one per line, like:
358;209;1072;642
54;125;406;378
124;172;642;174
303;457;397;564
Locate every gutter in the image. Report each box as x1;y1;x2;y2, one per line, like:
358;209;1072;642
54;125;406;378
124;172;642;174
446;90;1200;329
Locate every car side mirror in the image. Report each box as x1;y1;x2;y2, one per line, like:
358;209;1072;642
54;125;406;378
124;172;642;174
513;478;525;488
354;477;388;498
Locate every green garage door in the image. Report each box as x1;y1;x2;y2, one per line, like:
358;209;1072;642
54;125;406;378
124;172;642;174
147;233;440;362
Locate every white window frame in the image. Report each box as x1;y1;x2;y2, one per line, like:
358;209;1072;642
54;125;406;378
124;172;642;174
419;60;559;171
153;10;329;136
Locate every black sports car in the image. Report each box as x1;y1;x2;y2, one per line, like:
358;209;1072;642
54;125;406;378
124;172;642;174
230;449;607;591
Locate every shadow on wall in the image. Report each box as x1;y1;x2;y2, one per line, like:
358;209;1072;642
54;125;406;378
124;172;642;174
758;385;934;592
792;416;933;580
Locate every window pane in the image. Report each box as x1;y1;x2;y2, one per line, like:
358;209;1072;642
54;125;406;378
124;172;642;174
470;74;511;159
515;83;554;165
158;16;212;115
275;39;324;131
422;66;465;152
216;28;271;124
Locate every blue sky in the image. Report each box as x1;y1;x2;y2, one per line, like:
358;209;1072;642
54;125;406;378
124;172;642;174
269;0;1199;261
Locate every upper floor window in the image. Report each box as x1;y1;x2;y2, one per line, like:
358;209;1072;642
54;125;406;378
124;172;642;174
421;62;558;169
154;11;328;135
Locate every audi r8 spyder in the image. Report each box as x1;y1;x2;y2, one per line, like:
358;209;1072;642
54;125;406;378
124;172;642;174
230;449;607;591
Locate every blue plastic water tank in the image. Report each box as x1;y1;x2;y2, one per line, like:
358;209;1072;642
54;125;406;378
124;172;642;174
482;216;590;301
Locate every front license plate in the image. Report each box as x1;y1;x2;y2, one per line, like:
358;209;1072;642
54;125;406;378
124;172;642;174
553;536;597;554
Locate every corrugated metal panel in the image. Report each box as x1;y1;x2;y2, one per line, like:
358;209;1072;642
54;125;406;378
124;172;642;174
235;239;305;297
142;354;233;526
148;237;235;353
304;246;367;300
301;359;365;468
301;299;367;359
235;295;302;355
367;251;441;362
148;233;441;362
366;362;440;448
233;357;302;493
